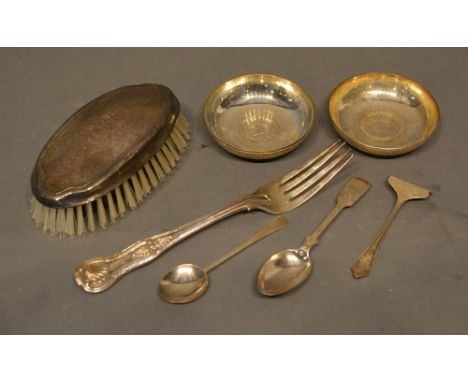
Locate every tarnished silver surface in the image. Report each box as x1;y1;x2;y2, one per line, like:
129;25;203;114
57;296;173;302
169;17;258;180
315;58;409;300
31;84;179;208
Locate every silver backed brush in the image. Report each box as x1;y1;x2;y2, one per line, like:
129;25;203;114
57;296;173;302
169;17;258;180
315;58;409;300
30;84;190;236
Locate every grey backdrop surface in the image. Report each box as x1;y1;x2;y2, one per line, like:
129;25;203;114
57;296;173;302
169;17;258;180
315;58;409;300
0;48;467;334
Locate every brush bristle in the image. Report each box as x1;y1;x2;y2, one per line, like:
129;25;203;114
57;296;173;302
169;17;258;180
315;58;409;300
31;117;190;236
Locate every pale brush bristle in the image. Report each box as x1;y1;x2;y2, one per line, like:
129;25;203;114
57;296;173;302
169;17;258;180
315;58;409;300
132;175;145;202
97;197;107;229
31;198;43;223
137;169;151;196
114;187;126;217
161;145;176;167
130;175;144;203
48;208;57;234
106;192;118;223
31;117;190;236
150;157;166;181
76;205;86;236
56;208;66;235
170;129;187;152
41;206;51;232
65;208;75;236
39;205;47;232
86;202;96;233
175;115;190;139
156;151;172;174
166;140;180;161
123;180;137;208
144;163;159;187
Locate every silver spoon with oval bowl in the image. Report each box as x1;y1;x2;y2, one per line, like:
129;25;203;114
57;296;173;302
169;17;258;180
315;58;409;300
159;216;288;304
257;177;371;296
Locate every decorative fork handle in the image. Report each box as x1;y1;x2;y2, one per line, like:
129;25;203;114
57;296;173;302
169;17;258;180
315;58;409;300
74;195;263;293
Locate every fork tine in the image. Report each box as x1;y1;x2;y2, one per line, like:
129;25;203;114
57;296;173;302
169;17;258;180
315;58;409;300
282;141;347;191
279;140;345;185
287;148;352;198
288;150;353;203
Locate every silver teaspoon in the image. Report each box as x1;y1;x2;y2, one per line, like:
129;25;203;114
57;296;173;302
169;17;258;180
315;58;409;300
257;177;371;296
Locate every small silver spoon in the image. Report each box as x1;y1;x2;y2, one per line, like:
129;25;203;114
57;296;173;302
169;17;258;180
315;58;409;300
159;216;288;304
257;177;371;296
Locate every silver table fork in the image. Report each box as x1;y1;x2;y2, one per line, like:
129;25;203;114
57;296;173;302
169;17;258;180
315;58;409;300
75;140;353;293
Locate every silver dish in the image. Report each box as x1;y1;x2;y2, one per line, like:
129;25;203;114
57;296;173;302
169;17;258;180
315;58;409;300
204;74;315;160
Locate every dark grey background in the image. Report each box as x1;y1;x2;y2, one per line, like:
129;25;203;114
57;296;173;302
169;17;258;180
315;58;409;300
1;48;467;334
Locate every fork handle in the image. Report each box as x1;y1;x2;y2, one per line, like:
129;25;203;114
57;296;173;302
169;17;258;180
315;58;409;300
74;195;259;293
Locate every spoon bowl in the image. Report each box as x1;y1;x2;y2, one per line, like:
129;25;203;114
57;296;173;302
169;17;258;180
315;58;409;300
159;264;208;304
257;248;312;296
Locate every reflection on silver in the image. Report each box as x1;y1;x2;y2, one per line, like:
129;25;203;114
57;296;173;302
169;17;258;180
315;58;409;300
240;109;278;143
205;74;315;159
329;72;439;156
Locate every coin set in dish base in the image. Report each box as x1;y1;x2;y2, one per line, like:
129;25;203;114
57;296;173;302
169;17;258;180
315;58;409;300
29;72;438;303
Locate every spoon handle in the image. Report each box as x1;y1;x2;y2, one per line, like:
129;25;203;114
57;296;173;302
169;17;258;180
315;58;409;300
351;198;405;279
203;216;289;273
303;177;372;249
302;204;343;249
